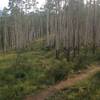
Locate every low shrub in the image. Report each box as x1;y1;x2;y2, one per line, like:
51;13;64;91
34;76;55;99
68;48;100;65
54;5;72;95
73;54;89;71
0;55;44;100
45;60;71;84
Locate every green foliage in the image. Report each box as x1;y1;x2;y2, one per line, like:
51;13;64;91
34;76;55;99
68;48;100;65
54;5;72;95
73;54;89;71
47;72;100;100
93;50;100;62
45;60;71;84
0;54;46;100
0;40;100;100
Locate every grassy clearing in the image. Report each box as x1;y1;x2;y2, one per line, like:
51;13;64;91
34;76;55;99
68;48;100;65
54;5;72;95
0;40;100;100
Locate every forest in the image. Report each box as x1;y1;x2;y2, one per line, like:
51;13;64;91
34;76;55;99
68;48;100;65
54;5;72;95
0;0;100;100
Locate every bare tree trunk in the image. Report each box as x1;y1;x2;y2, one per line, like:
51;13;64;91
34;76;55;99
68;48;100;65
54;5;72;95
92;0;96;54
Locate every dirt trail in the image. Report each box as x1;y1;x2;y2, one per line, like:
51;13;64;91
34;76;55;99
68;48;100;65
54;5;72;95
25;65;100;100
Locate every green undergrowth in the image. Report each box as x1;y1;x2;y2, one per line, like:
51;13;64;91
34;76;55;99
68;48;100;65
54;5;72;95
0;39;100;100
47;71;100;100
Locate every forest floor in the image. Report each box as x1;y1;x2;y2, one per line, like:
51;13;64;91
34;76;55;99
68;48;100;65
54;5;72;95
25;65;100;100
0;39;100;100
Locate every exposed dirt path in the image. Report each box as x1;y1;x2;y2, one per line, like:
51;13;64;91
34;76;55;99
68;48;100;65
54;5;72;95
24;65;100;100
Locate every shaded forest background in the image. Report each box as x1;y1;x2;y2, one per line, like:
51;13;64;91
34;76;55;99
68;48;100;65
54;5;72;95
0;0;100;60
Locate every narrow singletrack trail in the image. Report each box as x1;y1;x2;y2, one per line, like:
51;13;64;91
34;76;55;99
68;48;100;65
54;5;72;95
25;65;100;100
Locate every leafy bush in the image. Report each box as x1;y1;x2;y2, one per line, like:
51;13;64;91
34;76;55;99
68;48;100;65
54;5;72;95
0;54;45;100
73;54;89;71
94;52;100;62
45;60;71;84
90;72;100;89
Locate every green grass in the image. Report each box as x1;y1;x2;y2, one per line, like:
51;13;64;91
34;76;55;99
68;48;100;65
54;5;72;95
47;71;100;100
0;39;100;100
0;40;67;100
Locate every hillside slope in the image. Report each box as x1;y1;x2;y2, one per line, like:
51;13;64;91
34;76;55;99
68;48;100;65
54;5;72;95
0;39;100;100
